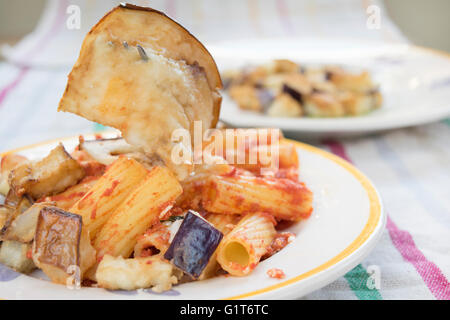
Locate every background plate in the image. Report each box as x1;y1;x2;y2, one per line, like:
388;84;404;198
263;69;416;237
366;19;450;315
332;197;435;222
209;38;450;139
0;134;385;299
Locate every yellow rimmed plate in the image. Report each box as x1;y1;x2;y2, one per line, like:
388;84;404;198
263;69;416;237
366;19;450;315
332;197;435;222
0;133;385;299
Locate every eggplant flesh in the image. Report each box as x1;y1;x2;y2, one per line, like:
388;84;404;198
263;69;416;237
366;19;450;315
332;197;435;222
0;194;33;238
33;207;82;270
80;138;138;165
9;144;85;200
164;210;223;279
1;203;50;243
0;240;35;273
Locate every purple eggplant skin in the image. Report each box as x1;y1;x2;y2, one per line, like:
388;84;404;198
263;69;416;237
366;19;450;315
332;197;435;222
164;210;223;279
282;84;303;105
257;88;275;113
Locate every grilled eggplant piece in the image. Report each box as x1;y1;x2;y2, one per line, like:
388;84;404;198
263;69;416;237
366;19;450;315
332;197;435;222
164;210;223;279
96;255;178;292
267;93;303;117
32;206;96;284
0;205;14;231
58;4;222;180
0;193;33;237
9;144;85;200
0;240;35;273
0;154;27;196
1;203;50;243
80;138;139;165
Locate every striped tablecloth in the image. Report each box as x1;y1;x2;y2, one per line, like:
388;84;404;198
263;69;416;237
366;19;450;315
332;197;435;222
0;0;449;300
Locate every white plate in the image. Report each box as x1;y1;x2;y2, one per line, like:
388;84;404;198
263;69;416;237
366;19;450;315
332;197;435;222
0;133;385;299
209;38;450;138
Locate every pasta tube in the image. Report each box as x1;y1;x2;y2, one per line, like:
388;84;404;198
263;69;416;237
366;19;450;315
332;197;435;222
216;213;276;276
39;176;100;211
70;156;148;239
134;223;171;257
226;142;299;174
94;166;182;260
203;174;313;221
176;163;235;210
199;213;242;279
96;255;178;292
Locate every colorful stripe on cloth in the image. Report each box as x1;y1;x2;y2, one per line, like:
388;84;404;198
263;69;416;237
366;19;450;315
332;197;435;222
323;139;450;300
0;0;67;108
373;138;450;227
0;67;29;108
344;264;383;300
276;0;295;35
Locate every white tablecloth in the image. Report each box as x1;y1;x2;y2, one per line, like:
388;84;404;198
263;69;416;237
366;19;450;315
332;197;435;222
0;0;448;300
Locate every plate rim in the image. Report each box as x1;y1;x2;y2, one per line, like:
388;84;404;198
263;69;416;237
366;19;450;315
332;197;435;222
0;135;385;300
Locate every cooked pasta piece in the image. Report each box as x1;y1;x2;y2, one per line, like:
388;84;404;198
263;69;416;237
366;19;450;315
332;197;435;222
38;175;100;211
199;213;242;279
70;156;148;240
203;174;313;221
216;213;276;276
134;223;171;257
94;166;183;260
96;254;178;292
203;128;282;158
227;142;299;174
206;213;242;235
176;163;235;210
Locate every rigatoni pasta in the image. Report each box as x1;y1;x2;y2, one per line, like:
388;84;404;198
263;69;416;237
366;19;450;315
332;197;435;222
216;213;276;276
70;156;148;239
134;223;171;257
199;213;242;279
94;166;183;260
202;174;313;221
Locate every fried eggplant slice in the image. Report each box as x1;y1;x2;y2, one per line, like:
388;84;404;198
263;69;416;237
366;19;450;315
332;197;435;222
32;206;96;284
0;240;35;273
58;4;222;180
9;144;85;200
0;205;14;232
1;203;50;243
96;255;178;292
0;193;34;237
80;137;139;165
164;210;223;279
0;154;27;195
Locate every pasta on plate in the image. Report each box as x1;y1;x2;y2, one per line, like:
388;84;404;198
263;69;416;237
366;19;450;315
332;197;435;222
0;4;314;293
0;131;313;292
